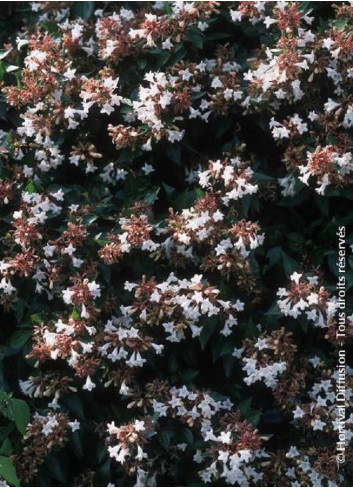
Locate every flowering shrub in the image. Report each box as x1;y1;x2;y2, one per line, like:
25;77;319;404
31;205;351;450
0;1;352;486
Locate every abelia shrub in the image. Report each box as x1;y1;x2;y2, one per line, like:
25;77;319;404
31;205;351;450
0;1;352;487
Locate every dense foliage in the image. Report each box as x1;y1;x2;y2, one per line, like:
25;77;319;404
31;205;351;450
0;1;352;486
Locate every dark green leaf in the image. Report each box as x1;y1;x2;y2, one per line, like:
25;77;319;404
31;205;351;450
72;2;95;20
8;399;30;435
0;456;20;486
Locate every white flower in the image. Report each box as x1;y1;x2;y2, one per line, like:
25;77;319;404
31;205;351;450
62;288;74;305
63;243;76;256
101;103;115;115
308;355;321;368
141;163;154;175
230;9;242;22
88;281;101;299
218;431;232;444
254;338;269;351
42;423;54;436
287;445;300;458
290;272;302;285
162;38;173;50
312;419;326;431
211;76;223;89
124;281;138;291
63;68;76;80
72;257;84;268
69;420;80;432
264;16;277;28
83;376;96;391
16;37;28;49
133;420;145;432
50;189;64;201
43;243;56;257
293;405;305;419
324;98;340;112
232;347;245;359
272;126;290;139
213;210;224;222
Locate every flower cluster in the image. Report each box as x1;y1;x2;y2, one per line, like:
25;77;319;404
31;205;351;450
160;157;263;290
277;272;337;327
107;382;267;486
239;328;297;391
0;1;352;487
121;273;244;340
230;1;353;196
13;412;77;484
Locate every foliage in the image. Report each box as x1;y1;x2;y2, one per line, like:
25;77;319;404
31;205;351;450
0;1;352;486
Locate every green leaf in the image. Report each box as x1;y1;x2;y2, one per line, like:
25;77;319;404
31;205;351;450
212;336;233;362
156;50;171;68
82;213;98;227
263;246;282;273
41;21;59;35
179;427;193;445
334;18;349;30
237;398;261;427
0;456;20;486
95;458;111;486
199;317;217;350
25;179;36;194
163;2;172;15
215;118;232;138
185;27;204;49
0;49;12;60
241;195;251;218
71;308;80;321
0;438;12;456
30;314;43;325
14;299;26;324
63;394;85;420
162;182;176;198
281;251;299;276
9;330;32;349
72;2;95;20
8;399;30;435
166;144;181;165
222;356;235;378
69;432;84;459
205;32;233;42
137;58;148;70
327;251;338;277
180;369;199;382
265;302;282;318
157;430;173;451
145;187;160;205
43;455;67;483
